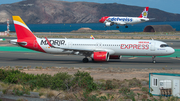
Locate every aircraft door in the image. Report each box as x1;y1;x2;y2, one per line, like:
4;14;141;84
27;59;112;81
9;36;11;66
150;41;155;51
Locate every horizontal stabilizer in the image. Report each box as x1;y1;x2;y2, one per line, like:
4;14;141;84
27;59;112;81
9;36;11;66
149;18;155;20
9;39;27;46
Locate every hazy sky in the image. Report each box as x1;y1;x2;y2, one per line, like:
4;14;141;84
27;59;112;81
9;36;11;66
0;0;179;14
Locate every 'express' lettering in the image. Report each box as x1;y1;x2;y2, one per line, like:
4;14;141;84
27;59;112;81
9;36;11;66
120;44;149;50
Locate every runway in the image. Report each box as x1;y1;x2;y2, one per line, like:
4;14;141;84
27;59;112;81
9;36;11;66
0;51;180;69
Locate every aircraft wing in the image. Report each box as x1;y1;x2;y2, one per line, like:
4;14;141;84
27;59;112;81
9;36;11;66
106;19;126;25
45;37;94;51
45;37;115;55
116;21;126;26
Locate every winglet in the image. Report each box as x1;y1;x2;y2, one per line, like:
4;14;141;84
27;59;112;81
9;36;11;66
45;37;54;48
90;35;95;39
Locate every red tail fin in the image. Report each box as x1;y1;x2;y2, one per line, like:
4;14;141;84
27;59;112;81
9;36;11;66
12;16;45;53
139;7;149;18
12;16;36;40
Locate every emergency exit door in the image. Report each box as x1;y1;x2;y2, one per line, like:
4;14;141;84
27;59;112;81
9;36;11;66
150;41;155;51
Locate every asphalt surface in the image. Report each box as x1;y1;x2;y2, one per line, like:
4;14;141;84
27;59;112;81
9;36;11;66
0;51;180;69
1;35;180;69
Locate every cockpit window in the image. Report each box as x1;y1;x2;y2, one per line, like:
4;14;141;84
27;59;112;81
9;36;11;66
160;44;169;47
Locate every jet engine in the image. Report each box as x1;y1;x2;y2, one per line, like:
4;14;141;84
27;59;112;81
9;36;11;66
105;22;113;26
91;51;109;61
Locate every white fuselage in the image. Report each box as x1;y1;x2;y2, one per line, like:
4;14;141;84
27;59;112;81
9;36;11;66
36;38;174;56
106;16;149;25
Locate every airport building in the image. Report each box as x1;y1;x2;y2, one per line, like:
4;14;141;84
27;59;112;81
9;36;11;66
143;25;175;32
149;73;180;97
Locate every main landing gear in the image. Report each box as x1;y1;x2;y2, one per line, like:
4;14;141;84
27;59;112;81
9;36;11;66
125;25;128;28
152;56;156;63
82;57;89;63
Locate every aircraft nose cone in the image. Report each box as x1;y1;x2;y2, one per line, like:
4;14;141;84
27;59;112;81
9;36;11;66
168;48;175;54
171;48;175;54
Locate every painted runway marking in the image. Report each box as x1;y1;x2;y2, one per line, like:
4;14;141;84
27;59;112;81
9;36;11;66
171;57;180;60
24;53;40;54
53;55;66;56
128;57;137;59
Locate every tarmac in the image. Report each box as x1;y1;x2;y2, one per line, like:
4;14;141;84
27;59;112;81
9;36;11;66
0;51;180;69
0;36;180;69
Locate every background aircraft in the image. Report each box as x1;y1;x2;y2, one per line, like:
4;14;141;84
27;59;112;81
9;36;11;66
10;16;174;63
99;7;152;28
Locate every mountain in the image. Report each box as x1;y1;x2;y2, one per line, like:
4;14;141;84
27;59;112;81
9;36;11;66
0;0;180;24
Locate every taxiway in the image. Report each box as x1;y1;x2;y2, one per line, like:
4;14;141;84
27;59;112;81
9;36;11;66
0;51;180;69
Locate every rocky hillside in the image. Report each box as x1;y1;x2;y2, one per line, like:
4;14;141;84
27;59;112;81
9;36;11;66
0;0;180;24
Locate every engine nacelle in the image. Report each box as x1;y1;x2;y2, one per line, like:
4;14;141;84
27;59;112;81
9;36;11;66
105;22;113;26
91;51;109;61
109;55;120;59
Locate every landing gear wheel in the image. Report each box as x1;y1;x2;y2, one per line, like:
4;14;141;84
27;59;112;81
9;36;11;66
152;56;156;64
83;58;89;63
92;58;95;62
125;26;128;28
116;26;119;29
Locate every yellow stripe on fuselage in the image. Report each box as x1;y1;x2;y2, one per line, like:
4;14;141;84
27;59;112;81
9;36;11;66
12;16;27;27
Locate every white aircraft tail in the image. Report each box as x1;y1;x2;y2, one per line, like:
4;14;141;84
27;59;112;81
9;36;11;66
139;7;149;18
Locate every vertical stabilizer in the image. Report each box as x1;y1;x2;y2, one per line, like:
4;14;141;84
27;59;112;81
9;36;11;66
139;7;149;18
12;16;45;53
12;16;36;40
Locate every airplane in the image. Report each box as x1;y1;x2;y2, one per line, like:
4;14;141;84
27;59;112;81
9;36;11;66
10;16;174;63
90;35;95;39
99;7;153;28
